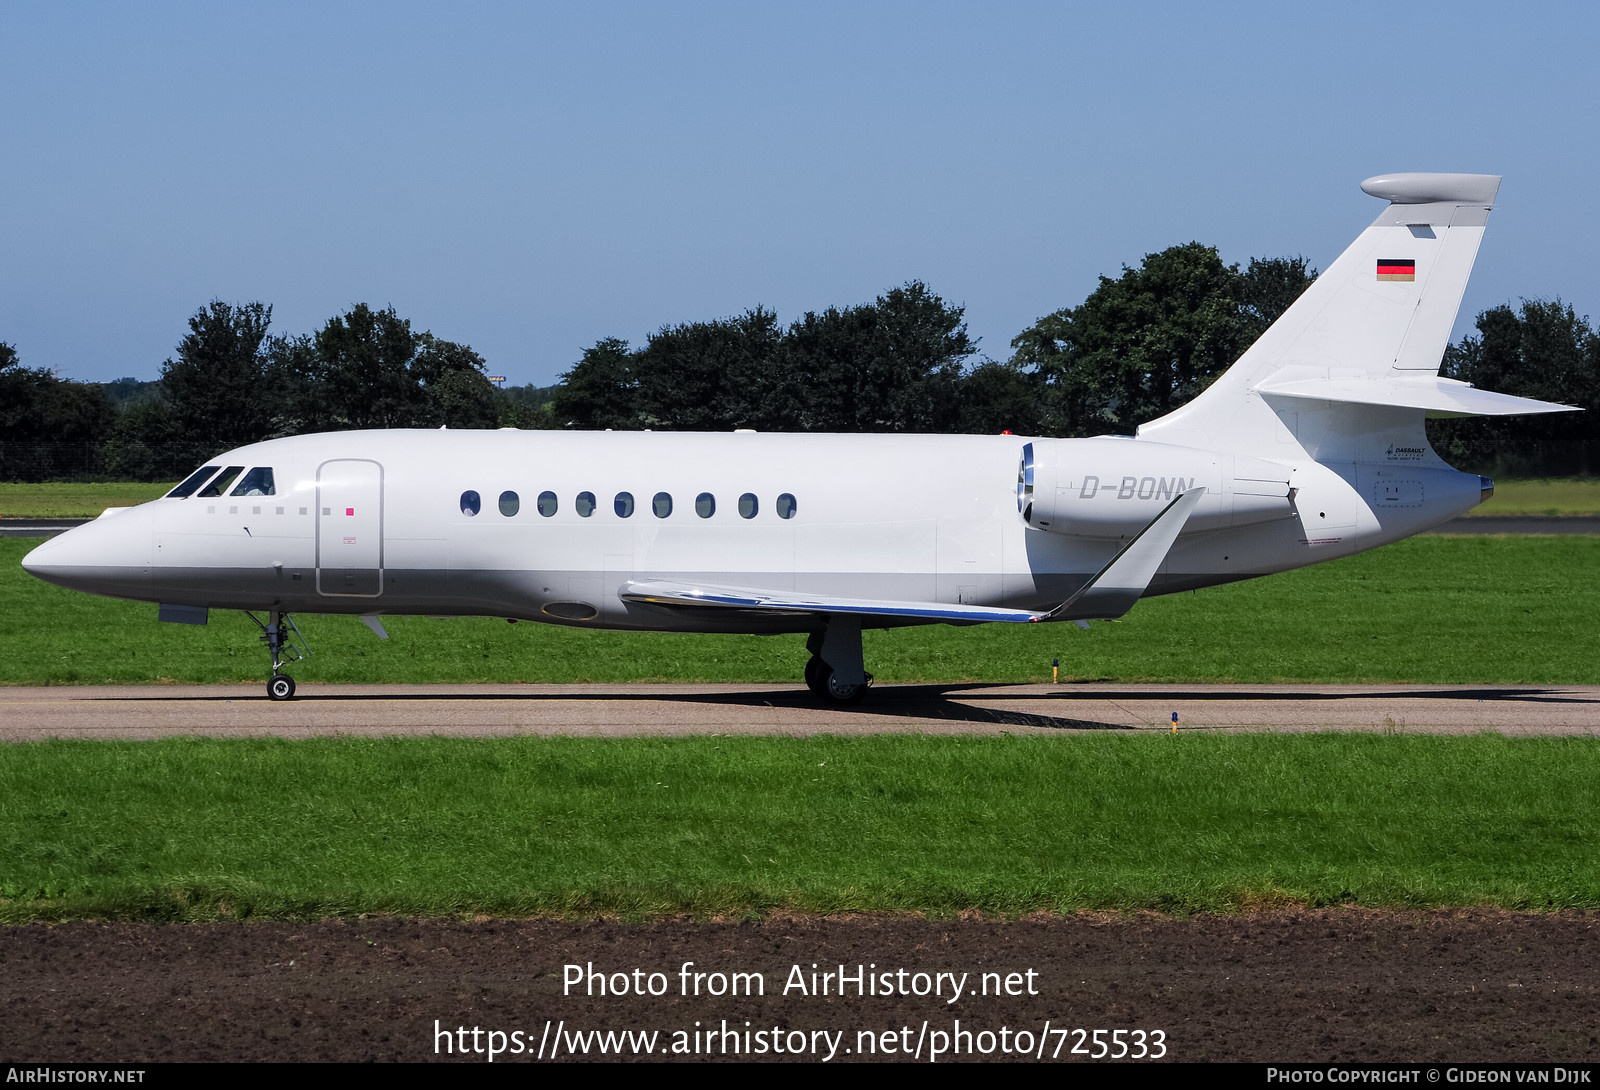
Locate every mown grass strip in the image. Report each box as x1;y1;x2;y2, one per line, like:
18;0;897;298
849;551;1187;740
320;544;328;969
5;534;1597;685
1465;477;1600;517
2;734;1598;921
0;483;169;519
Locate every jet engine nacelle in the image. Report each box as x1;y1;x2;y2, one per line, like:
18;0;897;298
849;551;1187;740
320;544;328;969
1017;437;1295;538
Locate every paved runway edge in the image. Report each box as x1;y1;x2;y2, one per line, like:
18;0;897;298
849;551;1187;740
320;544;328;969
3;682;1597;739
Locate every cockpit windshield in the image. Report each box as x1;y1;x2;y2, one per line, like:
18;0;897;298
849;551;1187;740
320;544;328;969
167;465;221;499
230;467;276;496
197;466;245;498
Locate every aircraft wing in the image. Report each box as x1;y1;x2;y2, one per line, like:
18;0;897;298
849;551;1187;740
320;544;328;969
619;580;1047;624
622;487;1209;626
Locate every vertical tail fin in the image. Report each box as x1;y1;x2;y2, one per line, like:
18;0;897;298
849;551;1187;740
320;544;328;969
1138;173;1501;462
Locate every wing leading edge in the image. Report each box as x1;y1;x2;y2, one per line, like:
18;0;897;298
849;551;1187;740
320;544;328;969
620;487;1208;626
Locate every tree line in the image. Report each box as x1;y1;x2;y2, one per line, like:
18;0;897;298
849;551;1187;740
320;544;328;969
2;243;1596;482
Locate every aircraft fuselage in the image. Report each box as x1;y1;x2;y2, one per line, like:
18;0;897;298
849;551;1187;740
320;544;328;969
23;428;1486;635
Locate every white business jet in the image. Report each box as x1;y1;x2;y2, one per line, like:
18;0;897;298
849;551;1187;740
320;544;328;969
22;173;1576;702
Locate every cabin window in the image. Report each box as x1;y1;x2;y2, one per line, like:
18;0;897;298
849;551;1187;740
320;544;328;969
615;491;635;518
777;492;797;519
538;491;558;516
695;492;715;518
460;490;481;516
499;490;520;516
576;491;596;517
738;492;758;519
197;466;244;498
167;465;220;498
653;492;673;518
230;467;276;497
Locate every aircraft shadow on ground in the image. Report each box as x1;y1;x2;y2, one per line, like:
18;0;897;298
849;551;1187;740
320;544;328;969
106;683;1131;731
102;682;1596;731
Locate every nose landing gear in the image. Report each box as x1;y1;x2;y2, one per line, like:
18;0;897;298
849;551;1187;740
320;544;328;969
245;609;309;701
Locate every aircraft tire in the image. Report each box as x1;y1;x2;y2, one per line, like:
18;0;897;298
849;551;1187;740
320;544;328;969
268;675;296;701
803;656;827;696
821;668;867;705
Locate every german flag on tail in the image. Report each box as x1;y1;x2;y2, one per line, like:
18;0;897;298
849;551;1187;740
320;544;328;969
1377;258;1415;282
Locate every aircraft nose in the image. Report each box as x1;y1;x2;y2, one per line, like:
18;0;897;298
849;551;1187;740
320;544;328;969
21;507;154;597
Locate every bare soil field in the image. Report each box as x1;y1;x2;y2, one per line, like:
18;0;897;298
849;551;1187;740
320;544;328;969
3;911;1598;1063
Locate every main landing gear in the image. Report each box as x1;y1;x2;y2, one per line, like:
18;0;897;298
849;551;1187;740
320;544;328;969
804;617;872;705
245;609;309;701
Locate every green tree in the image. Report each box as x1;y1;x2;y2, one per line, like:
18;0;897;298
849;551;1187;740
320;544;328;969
551;337;643;429
1010;243;1239;435
1010;245;1315;436
159;300;274;454
1428;300;1600;476
412;334;500;428
1238;255;1318;344
496;383;562;429
313;303;423;429
552;284;977;433
633;308;789;430
785;282;973;432
0;342;117;479
955;359;1045;435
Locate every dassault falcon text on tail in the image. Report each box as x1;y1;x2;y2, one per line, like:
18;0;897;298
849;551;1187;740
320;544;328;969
22;173;1577;702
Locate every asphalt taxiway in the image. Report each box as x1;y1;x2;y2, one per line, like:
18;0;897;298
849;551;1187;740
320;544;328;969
2;682;1596;740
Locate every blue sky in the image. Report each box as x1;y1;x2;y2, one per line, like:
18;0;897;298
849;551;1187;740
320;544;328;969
3;1;1596;386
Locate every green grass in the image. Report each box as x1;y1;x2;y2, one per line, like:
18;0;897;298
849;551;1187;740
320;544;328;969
5;534;1597;686
2;477;1595;519
3;734;1598;921
0;482;170;519
1465;477;1600;517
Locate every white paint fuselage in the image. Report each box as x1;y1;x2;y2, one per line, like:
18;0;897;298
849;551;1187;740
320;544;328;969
22;428;1485;633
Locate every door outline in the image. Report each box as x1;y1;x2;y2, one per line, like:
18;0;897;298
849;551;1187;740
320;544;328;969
316;458;384;597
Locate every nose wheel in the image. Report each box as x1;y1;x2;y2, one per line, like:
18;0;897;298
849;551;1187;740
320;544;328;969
245;609;309;701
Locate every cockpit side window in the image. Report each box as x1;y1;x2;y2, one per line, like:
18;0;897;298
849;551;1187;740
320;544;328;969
167;465;220;498
230;467;276;496
197;466;245;497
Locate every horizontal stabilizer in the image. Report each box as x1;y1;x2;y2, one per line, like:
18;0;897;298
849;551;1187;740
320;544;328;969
1046;487;1207;621
1253;372;1577;417
620;580;1046;624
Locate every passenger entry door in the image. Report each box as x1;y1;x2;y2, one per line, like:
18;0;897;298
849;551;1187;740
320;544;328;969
317;459;383;597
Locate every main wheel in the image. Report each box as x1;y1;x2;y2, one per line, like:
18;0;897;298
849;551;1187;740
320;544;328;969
820;666;867;705
267;674;296;701
803;656;827;695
